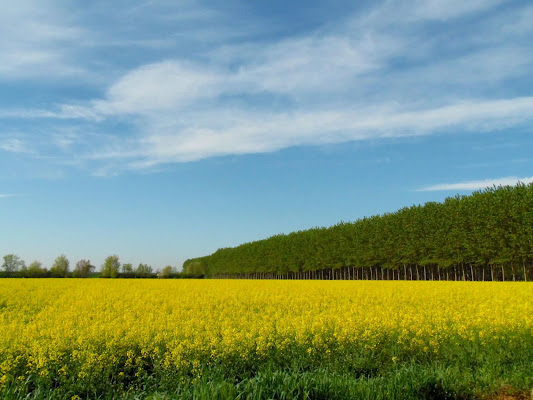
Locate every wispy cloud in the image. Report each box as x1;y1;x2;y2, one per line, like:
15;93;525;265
417;176;533;191
0;194;17;198
75;95;533;168
0;138;33;154
0;0;532;175
0;0;87;80
405;0;505;21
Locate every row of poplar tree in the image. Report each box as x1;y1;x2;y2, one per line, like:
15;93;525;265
183;183;533;281
0;254;182;278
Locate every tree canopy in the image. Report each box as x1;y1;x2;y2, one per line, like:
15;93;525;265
50;255;70;277
101;255;120;278
183;183;533;280
2;254;25;274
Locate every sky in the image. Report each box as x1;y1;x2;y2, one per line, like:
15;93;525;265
1;0;532;270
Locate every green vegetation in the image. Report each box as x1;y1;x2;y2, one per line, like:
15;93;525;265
184;183;533;281
4;184;532;281
101;255;121;278
0;255;192;279
50;254;70;277
2;333;532;399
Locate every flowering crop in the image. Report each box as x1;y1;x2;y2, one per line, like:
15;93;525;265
0;279;531;397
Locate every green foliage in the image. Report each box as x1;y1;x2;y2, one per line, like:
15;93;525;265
26;261;48;277
101;255;120;278
2;330;532;399
73;260;95;278
186;183;533;279
2;254;25;274
159;265;175;278
121;263;133;274
50;254;70;277
182;258;208;275
135;263;153;278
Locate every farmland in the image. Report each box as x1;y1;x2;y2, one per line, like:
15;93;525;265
0;279;532;399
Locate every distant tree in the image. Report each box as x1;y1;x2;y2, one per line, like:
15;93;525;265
73;260;95;278
50;254;70;277
135;263;152;278
27;260;47;277
160;265;175;278
101;255;120;278
121;263;133;274
2;254;25;274
183;259;207;275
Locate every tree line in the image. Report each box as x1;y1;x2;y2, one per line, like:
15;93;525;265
0;254;200;279
183;183;533;281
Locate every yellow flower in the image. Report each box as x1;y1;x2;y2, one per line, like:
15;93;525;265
0;278;530;388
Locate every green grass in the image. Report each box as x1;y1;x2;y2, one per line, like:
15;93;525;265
2;335;532;400
4;365;530;400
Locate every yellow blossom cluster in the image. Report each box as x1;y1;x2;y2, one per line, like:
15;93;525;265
0;279;531;391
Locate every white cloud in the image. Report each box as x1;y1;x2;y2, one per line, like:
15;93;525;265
0;0;86;80
75;96;532;167
0;194;16;198
0;138;33;154
1;0;532;174
351;0;506;34
417;176;533;191
72;32;396;119
408;0;505;21
0;109;69;119
93;61;223;115
233;34;393;96
502;5;533;35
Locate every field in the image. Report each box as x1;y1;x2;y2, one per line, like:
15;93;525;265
0;279;532;399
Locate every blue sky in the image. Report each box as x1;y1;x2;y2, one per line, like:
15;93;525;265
1;0;532;270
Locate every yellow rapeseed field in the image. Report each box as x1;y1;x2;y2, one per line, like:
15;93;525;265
0;279;532;392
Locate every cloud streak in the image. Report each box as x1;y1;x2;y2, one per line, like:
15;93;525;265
0;138;34;154
417;176;533;192
69;95;533;168
0;0;532;175
0;0;87;80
